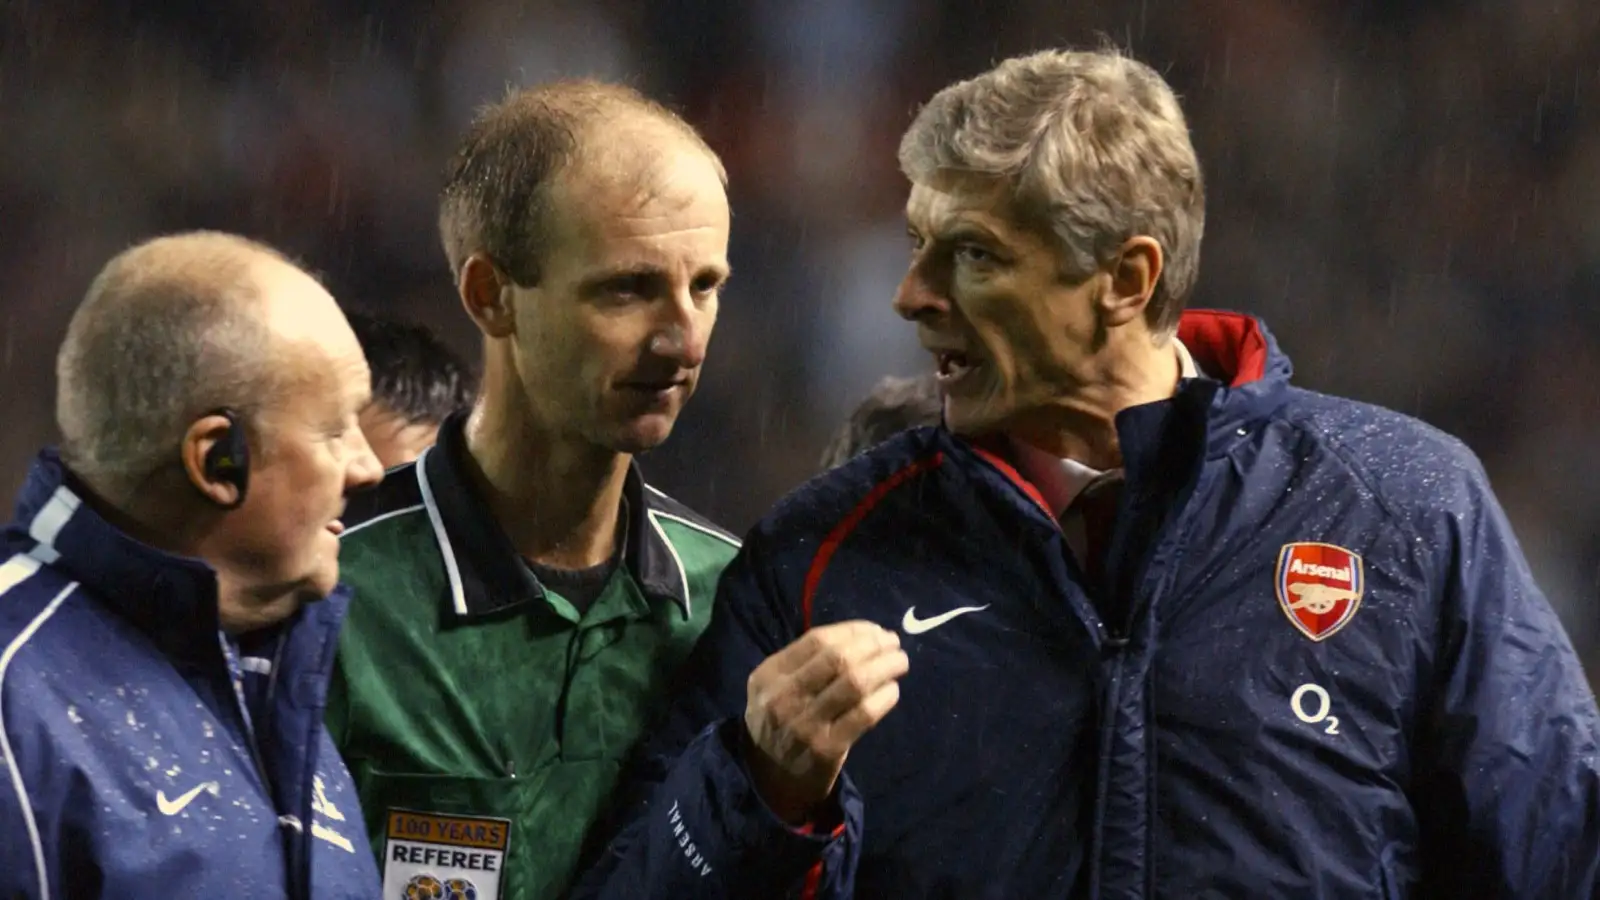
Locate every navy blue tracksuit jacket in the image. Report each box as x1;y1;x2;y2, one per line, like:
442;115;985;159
575;309;1600;898
0;452;379;898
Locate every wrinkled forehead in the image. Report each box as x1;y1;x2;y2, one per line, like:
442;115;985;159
905;172;1020;233
547;141;732;276
561;142;728;227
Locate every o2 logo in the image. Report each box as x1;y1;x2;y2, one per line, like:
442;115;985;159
1290;683;1340;735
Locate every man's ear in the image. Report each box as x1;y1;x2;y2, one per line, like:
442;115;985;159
459;254;520;339
181;412;248;510
1097;236;1164;329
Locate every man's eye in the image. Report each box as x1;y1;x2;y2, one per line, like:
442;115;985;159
955;244;996;265
608;277;644;297
328;413;360;440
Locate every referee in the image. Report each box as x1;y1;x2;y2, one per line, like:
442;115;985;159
326;80;741;900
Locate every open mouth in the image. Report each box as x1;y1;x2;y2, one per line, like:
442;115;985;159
935;351;980;383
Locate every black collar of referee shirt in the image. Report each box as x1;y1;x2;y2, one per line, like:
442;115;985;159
417;411;692;622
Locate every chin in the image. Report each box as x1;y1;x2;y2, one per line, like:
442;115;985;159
608;416;679;454
215;555;339;634
310;570;342;600
941;374;1023;436
942;400;1003;438
218;590;309;635
281;561;341;609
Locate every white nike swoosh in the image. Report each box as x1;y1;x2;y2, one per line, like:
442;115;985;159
156;781;220;816
901;604;991;635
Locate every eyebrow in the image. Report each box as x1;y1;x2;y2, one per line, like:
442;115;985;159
909;214;1010;249
941;223;1006;246
578;262;733;293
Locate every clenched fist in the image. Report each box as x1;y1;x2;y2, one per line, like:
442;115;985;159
742;621;910;824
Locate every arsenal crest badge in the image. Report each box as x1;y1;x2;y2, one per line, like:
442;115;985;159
1275;542;1364;642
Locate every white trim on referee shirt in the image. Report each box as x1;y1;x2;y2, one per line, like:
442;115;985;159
413;447;469;617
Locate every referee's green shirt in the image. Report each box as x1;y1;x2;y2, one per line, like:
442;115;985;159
326;416;740;900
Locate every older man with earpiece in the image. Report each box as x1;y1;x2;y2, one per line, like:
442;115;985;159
0;231;385;899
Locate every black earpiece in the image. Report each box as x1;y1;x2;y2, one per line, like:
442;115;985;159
202;408;250;510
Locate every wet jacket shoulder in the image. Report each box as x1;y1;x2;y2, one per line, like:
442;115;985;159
0;450;379;900
1271;385;1600;894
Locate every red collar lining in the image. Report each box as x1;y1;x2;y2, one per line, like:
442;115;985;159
1177;309;1269;387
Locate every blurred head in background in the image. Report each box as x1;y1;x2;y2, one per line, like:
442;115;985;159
345;308;478;468
439;79;732;463
893;47;1205;463
55;231;383;632
818;373;944;471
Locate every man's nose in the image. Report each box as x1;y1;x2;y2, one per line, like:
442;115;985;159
651;297;712;368
345;429;384;490
892;259;951;322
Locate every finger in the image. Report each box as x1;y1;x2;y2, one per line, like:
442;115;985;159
785;632;903;695
851;620;904;655
759;622;868;676
808;648;910;723
815;619;898;637
803;621;901;657
754;658;905;773
765;621;901;678
825;680;902;750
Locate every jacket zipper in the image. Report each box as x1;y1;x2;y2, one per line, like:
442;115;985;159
218;633;274;797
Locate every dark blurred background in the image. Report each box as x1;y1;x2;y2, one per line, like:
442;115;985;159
3;0;1597;666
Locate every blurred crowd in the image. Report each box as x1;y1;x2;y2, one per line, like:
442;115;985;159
3;0;1597;662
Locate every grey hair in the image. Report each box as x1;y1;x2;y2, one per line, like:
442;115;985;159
55;231;290;496
438;79;727;287
898;47;1205;333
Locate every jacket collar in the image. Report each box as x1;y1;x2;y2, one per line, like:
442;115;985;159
1172;308;1293;459
413;411;692;622
1010;337;1205;518
4;449;349;666
961;309;1294;515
